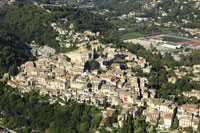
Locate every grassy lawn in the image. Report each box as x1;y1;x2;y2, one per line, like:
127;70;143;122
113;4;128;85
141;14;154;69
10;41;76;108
162;37;188;43
121;32;148;40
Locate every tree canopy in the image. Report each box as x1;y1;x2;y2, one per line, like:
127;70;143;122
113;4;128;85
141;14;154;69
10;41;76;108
0;82;101;132
0;30;34;77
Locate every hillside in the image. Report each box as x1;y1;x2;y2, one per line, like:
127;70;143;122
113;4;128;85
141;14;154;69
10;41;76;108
0;30;34;77
0;2;60;50
77;0;200;28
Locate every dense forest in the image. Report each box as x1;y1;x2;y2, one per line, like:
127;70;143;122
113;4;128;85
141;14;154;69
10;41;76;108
70;9;113;33
181;49;200;67
93;0;142;15
45;6;113;33
0;82;102;133
0;2;60;50
0;30;33;77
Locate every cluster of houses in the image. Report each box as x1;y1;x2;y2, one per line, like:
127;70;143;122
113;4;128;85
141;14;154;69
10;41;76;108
182;28;200;37
99;98;200;131
6;37;200;131
143;99;200;131
177;104;199;130
51;22;100;49
0;0;15;6
4;37;153;127
0;0;199;132
166;64;200;83
183;89;200;100
5;16;200;131
117;0;200;37
7;41;152;103
171;64;200;82
143;98;177;130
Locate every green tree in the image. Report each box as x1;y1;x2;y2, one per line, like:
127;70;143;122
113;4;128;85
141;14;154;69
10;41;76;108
42;0;50;4
198;121;200;132
103;101;108;109
93;48;98;59
134;127;144;133
172;116;179;129
150;43;153;49
49;121;59;133
86;44;91;50
89;60;100;70
184;126;193;133
79;122;90;133
9;65;18;76
35;49;38;56
151;126;156;133
91;116;101;129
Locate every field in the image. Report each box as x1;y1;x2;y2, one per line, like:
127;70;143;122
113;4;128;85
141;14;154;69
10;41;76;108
162;37;188;43
149;35;200;46
121;33;148;40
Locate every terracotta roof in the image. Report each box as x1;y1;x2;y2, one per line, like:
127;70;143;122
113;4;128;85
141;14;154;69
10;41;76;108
99;97;105;101
164;113;173;118
106;109;114;116
129;107;134;113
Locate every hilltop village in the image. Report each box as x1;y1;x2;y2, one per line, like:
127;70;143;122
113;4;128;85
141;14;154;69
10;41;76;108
1;0;200;132
5;21;200;132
